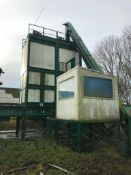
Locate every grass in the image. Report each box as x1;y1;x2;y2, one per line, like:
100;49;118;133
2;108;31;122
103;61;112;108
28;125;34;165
0;138;131;175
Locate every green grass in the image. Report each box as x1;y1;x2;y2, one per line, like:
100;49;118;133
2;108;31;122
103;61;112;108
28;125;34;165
0;138;131;175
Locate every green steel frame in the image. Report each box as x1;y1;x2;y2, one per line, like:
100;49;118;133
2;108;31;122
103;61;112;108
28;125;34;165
120;105;131;152
43;119;120;152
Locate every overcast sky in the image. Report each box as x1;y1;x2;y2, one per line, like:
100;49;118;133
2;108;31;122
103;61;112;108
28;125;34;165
0;0;131;88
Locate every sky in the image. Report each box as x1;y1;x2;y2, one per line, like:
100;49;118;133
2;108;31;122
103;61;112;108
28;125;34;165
0;0;131;88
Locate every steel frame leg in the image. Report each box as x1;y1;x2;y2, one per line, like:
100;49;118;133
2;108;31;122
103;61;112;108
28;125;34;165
55;120;59;144
21;117;26;140
16;117;20;137
77;122;82;152
128;118;131;152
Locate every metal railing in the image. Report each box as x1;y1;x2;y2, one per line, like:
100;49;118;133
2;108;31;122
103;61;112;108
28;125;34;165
28;24;66;40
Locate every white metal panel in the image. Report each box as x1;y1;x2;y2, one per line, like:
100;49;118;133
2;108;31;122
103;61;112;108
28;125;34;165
0;90;5;95
28;89;40;102
45;74;55;86
44;90;54;102
22;89;25;103
57;68;79;120
21;72;27;89
81;99;119;121
29;71;40;85
21;41;28;75
29;42;55;70
42;45;55;70
29;42;43;68
59;62;66;72
20;91;22;103
79;67;120;121
59;48;79;64
20;89;25;103
57;98;78;120
0;90;19;104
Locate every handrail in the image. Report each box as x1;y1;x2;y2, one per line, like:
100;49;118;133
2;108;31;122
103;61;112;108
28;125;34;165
28;24;65;40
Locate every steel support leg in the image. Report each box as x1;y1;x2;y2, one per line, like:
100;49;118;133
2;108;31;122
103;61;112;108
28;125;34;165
55;120;59;144
42;117;47;136
77;122;82;152
67;122;71;145
117;122;121;140
16;117;20;137
128;118;131;152
88;123;93;142
21;117;26;140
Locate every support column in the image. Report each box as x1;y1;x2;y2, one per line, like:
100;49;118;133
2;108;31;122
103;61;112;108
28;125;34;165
16;117;20;137
55;120;59;144
117;121;121;141
128;118;131;152
43;117;47;135
21;116;26;140
88;123;93;142
77;122;82;152
67;122;71;145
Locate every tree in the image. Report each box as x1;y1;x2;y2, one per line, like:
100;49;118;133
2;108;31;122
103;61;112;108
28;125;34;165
94;26;131;104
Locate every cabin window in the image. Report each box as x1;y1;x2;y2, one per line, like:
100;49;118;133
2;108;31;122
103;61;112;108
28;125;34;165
84;76;113;98
59;77;75;99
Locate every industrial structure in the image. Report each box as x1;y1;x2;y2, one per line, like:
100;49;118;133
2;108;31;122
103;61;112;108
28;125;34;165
0;22;131;153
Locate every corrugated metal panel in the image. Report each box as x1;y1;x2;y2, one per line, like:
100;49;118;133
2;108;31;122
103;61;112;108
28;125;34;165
59;48;79;64
21;89;25;103
0;89;19;104
44;90;54;102
0;90;5;95
21;72;27;89
29;71;40;85
21;41;28;75
29;42;55;70
45;74;55;86
28;89;40;102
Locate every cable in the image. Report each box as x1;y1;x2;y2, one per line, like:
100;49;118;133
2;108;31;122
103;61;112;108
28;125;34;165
33;7;45;27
